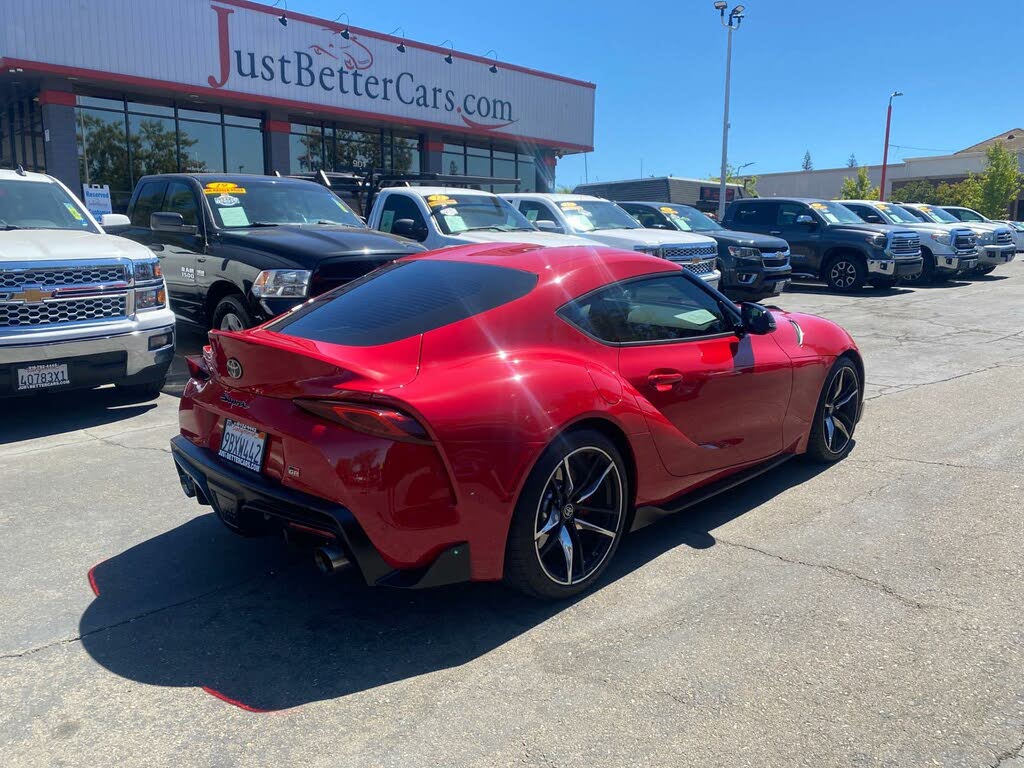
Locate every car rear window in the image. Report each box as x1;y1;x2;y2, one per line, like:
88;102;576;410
270;260;538;346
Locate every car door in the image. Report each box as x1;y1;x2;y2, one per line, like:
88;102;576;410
565;272;792;477
377;192;432;245
619;204;671;230
153;180;208;323
772;202;820;273
517;199;565;232
127;180;191;308
845;203;886;225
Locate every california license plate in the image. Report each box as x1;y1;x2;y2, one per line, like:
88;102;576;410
219;419;267;472
17;363;70;391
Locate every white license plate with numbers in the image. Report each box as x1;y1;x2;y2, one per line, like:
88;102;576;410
17;363;70;391
218;419;267;472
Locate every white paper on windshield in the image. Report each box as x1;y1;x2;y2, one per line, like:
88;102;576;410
443;214;468;233
219;206;250;227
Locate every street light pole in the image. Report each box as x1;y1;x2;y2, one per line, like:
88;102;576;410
878;90;902;201
715;3;744;220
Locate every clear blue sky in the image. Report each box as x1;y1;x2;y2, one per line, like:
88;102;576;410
301;0;1022;187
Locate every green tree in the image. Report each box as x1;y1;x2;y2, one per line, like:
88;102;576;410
801;151;813;171
838;166;879;200
976;142;1022;218
846;153;858;168
707;163;758;196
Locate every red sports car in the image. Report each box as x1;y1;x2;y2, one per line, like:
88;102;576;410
172;244;863;599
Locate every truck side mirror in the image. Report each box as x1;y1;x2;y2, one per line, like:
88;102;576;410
100;213;130;228
151;212;197;235
534;220;564;234
391;218;428;242
795;214;816;226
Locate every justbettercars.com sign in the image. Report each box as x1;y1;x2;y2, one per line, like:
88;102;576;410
0;0;596;150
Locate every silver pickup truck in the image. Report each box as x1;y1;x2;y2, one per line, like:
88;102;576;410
0;169;175;399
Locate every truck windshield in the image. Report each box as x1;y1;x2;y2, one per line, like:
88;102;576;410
559;200;641;232
873;203;920;224
424;193;536;235
911;205;959;224
655;204;720;232
203;179;365;229
808;201;863;225
0;179;99;233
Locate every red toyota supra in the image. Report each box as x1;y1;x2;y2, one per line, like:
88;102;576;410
172;244;863;599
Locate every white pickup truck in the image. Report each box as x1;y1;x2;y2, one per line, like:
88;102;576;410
0;169;175;398
502;193;722;288
365;186;597;250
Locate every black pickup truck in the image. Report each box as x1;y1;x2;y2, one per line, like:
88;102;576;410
109;173;425;330
722;197;923;291
617;201;792;300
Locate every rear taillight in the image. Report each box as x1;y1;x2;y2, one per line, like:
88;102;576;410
186;345;213;382
295;399;431;444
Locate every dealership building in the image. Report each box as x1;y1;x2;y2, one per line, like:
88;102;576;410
0;0;596;210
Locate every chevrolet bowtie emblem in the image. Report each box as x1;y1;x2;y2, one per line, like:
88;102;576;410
11;287;54;303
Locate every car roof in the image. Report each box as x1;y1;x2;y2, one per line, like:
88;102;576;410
0;169;54;183
618;201;696;208
387;186;496;198
502;193;606;202
140;172;320;187
402;242;679;298
733;196;830;204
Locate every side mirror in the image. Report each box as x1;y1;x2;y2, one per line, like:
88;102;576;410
534;220;564;234
391;218;428;242
100;213;130;227
151;211;197;234
795;214;816;226
740;302;777;335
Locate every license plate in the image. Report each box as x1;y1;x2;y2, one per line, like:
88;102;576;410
218;419;267;472
17;363;70;391
773;280;790;294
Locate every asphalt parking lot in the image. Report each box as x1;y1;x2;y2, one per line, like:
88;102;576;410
2;265;1023;768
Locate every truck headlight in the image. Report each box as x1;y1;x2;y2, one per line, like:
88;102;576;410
728;246;761;263
135;286;166;311
975;230;993;244
871;233;889;248
930;232;951;245
134;259;162;283
252;269;311;298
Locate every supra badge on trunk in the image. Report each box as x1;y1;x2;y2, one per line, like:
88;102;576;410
220;392;250;409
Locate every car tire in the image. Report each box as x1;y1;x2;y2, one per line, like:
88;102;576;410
212;294;255;331
909;249;936;284
115;378;165;401
975;265;996;276
504;429;629;600
824;254;866;292
805;357;861;463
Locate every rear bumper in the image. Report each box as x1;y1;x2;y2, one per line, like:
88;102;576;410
169;435;471;589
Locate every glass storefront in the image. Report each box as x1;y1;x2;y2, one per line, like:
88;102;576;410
0;95;45;173
289;121;419;175
75;95;264;212
441;142;537;192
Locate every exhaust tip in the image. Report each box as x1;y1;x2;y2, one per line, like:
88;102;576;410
314;545;350;574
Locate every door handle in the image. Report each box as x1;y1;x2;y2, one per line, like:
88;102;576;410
769;230;782;236
196;256;206;263
648;370;684;392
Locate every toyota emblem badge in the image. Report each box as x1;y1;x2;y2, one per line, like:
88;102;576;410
226;358;243;379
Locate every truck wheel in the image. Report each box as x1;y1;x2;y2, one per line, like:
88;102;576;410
824;255;866;292
909;249;936;284
975;265;996;276
212;295;254;331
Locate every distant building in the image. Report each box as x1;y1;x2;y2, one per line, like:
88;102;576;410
573;176;748;213
744;129;1024;218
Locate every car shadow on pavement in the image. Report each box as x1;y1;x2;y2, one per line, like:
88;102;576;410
784;282;913;298
78;458;829;712
0;387;159;444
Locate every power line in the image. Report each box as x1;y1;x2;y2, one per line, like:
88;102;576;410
888;143;955;153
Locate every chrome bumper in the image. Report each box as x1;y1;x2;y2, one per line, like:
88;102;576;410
868;256;923;277
978;245;1016;266
0;308;176;376
701;269;722;289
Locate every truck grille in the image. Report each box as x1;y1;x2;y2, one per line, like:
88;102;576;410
890;232;921;256
760;249;790;267
996;231;1014;245
954;233;977;251
0;265;128;290
661;245;718;261
0;296;128;327
681;259;716;276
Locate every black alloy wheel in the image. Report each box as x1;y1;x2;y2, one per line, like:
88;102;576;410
806;358;861;462
825;256;866;292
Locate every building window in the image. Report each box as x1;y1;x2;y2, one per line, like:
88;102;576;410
438;141;538;192
74;94;265;212
0;97;45;174
289;121;420;175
